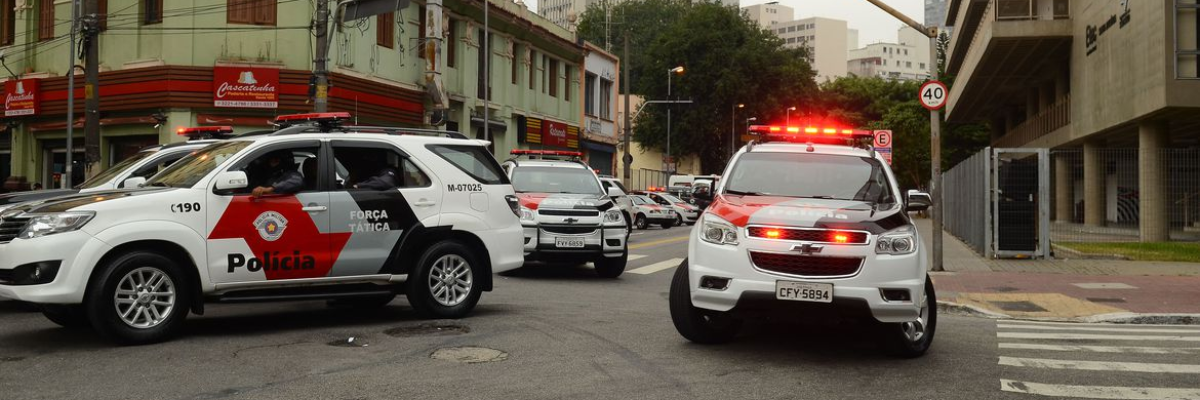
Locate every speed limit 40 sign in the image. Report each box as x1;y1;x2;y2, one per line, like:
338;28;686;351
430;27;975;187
919;80;948;111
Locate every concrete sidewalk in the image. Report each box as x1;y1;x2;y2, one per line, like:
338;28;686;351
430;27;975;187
914;219;1200;321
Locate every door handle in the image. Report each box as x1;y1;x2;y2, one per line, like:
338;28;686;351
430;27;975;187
414;199;437;207
302;205;328;212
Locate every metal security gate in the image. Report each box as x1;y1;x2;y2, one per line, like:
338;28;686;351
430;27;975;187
992;148;1050;258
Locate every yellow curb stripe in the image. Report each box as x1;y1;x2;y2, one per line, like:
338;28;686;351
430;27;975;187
629;235;690;250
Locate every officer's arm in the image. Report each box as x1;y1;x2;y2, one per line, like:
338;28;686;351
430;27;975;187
271;171;305;194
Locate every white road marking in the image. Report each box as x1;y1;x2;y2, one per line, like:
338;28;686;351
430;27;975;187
1000;380;1200;399
1001;319;1200;329
1071;282;1139;289
628;254;647;262
627;258;685;275
998;356;1200;374
998;324;1200;334
999;343;1200;354
998;332;1200;342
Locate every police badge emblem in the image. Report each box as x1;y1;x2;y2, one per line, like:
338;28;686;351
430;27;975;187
254;211;288;241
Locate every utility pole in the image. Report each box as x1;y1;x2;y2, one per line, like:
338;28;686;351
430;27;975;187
621;30;632;188
82;0;100;177
483;0;489;146
313;0;330;112
63;0;78;189
864;0;943;272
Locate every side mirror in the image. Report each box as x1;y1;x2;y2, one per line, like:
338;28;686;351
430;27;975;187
121;176;147;189
607;186;625;199
906;190;932;212
214;170;249;192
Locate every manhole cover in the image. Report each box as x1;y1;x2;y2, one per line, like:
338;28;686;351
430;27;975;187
327;336;370;347
430;346;508;363
990;301;1047;312
0;356;25;362
1087;297;1127;303
987;287;1021;293
384;322;470;337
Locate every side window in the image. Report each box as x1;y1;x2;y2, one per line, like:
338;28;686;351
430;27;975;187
128;152;187;182
229;145;321;195
333;146;430;191
428;144;510;185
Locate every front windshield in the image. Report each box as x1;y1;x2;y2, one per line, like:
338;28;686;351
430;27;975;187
724;152;895;204
658;194;684;203
146;141;252;188
77;151;155;189
511;166;603;195
632;196;653;205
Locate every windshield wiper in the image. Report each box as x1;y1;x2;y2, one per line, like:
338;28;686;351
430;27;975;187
724;189;771;196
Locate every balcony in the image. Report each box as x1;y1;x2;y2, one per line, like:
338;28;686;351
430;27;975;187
944;0;1073;123
993;96;1071;148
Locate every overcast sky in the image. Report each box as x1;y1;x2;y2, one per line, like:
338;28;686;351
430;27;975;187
521;0;928;49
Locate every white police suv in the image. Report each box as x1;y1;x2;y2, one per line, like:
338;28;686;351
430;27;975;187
503;150;629;278
669;124;936;358
0;113;524;344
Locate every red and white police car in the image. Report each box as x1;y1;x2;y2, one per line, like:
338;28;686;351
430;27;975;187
669;124;936;358
503;150;629;278
0;113;524;344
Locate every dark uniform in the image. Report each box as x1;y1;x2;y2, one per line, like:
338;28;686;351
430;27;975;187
252;150;305;196
354;168;399;191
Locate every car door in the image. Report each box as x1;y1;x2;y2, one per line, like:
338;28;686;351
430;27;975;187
325;140;442;277
205;140;337;284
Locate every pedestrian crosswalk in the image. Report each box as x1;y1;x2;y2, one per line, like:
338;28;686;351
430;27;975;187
627;258;684;275
996;319;1200;399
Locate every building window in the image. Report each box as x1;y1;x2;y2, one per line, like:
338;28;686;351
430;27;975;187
1175;0;1198;78
919;62;926;70
1;0;15;45
883;59;887;66
563;65;571;102
787;26;796;32
542;55;548;93
447;20;457;68
97;0;107;31
548;58;558;98
787;37;796;44
599;78;613;120
417;5;427;59
377;12;394;48
584;73;597;116
512;45;520;85
477;28;491;100
228;0;276;25
38;0;54;40
529;50;537;90
906;61;912;68
143;0;163;24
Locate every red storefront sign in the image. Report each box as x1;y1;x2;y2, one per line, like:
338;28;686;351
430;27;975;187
4;79;40;117
213;67;279;108
542;120;570;148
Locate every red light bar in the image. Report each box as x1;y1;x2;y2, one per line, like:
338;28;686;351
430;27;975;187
177;126;233;136
275;112;352;123
748;125;873;139
510;149;583;157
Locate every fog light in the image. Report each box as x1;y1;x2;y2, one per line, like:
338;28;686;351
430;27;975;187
699;276;730;291
880;288;912;302
6;261;62;285
606;239;620;247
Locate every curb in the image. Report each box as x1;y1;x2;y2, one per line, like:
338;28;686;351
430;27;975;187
937;300;1200;325
937;301;1010;319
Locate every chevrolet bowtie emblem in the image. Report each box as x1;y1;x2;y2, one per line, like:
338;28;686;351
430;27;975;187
563;218;579;224
791;243;824;255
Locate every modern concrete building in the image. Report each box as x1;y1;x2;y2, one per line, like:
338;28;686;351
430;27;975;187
848;26;932;81
944;0;1200;241
0;0;587;190
743;2;795;29
771;17;851;81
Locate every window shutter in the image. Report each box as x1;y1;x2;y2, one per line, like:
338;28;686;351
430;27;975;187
377;12;394;48
39;0;54;40
254;0;276;26
96;0;107;31
228;0;253;24
2;0;14;45
418;5;427;59
447;20;456;68
143;0;163;24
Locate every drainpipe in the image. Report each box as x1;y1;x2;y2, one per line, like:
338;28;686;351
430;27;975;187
424;0;449;126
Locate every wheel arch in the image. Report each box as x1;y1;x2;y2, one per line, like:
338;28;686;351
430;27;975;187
87;240;206;315
390;226;495;291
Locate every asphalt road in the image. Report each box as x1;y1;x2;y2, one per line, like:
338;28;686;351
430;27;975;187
1;225;1198;400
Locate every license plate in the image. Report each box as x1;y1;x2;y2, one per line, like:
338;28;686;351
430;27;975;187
555;237;585;248
775;281;833;303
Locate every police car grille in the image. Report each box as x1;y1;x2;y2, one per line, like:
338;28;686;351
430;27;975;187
538;209;600;217
747;227;868;244
541;225;598;235
0;217;30;244
749;252;862;277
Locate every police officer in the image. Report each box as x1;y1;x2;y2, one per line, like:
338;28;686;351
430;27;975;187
352;163;399;191
251;150;304;197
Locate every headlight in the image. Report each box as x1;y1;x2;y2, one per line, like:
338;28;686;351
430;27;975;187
519;206;536;224
603;208;624;225
700;214;739;246
876;227;917;255
19;212;96;239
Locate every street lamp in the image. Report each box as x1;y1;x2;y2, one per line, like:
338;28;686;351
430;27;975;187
786;106;797;126
742;117;758;153
666;66;684;174
730;103;744;158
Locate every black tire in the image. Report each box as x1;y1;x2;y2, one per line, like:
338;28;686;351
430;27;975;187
594;252;627;278
41;304;90;329
635;214;648;230
878;275;937;358
85;251;191;345
327;294;397;309
405;240;483;319
675;213;684;226
669;260;741;344
660;221;674;229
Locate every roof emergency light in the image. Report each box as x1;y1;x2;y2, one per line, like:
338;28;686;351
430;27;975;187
510;149;583;157
177;126;234;139
748;125;873;142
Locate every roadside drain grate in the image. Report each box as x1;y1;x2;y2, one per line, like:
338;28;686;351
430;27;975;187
990;301;1048;312
384;322;470;337
327;336;370;347
1087;297;1127;304
430;347;508;363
